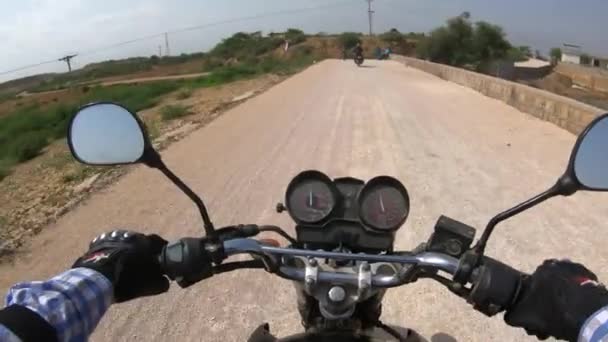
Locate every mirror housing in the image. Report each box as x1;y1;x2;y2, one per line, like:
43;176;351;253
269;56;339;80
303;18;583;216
68;102;162;167
67;102;216;235
561;113;608;192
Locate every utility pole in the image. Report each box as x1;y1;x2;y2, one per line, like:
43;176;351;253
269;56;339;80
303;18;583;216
366;0;374;36
58;54;77;72
158;45;162;57
164;32;171;56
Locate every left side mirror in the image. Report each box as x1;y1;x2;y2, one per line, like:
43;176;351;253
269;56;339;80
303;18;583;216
565;113;608;191
68;103;149;165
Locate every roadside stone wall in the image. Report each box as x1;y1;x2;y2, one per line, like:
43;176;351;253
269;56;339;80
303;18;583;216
393;55;604;134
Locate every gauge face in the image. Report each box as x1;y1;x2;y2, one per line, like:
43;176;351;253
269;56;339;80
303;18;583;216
286;171;337;223
358;176;410;231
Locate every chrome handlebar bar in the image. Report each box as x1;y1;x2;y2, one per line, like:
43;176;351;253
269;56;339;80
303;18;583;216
222;238;460;288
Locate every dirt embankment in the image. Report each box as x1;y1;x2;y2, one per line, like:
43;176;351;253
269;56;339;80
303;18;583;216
0;74;284;258
526;71;608;111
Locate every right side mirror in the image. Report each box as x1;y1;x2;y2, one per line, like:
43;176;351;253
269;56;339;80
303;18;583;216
475;113;608;255
568;114;608;191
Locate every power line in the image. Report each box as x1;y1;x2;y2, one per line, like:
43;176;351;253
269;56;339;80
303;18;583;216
80;0;362;57
0;59;58;77
0;0;363;77
168;0;361;35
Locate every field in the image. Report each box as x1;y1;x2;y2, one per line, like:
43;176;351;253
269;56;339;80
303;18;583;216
0;29;367;255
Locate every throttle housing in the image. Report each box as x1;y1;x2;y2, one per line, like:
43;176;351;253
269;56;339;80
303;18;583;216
468;257;525;316
159;238;215;288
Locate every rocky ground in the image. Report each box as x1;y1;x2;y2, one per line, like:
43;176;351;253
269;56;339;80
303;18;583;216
0;74;283;259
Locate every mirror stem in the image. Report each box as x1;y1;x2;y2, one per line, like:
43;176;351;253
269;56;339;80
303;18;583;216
147;151;216;236
474;184;560;256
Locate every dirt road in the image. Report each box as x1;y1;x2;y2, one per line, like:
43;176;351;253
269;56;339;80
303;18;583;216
2;59;607;341
98;72;210;86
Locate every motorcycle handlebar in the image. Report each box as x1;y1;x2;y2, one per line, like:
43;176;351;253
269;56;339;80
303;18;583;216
223;238;460;287
158;237;526;316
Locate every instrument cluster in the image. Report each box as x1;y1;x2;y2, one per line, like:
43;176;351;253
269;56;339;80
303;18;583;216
282;170;410;252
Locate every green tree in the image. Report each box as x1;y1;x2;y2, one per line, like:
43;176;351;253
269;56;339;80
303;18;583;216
550;47;562;62
416;14;474;66
472;21;511;61
518;46;532;57
416;13;512;68
285;28;306;44
338;32;362;50
380;29;405;44
507;47;527;62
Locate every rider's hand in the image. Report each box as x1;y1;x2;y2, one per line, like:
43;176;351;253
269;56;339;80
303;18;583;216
504;259;608;341
73;230;170;302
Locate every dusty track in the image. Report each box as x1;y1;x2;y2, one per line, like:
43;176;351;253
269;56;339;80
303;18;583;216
1;59;607;341
97;72;210;86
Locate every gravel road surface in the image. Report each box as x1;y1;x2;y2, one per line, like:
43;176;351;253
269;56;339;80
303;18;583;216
2;59;607;341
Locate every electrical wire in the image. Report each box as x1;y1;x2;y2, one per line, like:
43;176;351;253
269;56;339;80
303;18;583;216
1;0;363;76
169;0;363;35
0;59;60;77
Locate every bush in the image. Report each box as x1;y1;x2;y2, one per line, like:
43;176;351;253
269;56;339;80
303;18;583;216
285;28;306;44
202;57;224;72
7;131;48;162
0;159;13;181
160;104;192;121
210;32;283;60
338;32;362;50
176;88;193;100
0;81;180;180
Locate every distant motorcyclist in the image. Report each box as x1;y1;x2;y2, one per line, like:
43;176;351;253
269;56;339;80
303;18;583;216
0;230;607;342
352;42;363;58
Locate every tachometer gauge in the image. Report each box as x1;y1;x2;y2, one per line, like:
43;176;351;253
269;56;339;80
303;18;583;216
286;171;337;223
358;176;410;231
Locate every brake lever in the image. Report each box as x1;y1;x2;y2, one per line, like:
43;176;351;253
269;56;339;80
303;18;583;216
213;260;266;274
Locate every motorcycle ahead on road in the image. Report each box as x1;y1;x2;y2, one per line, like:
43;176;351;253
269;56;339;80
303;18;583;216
354;54;364;67
67;102;608;341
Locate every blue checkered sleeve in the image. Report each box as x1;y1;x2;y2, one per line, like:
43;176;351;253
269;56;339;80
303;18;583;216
1;267;113;342
0;325;21;342
580;306;608;342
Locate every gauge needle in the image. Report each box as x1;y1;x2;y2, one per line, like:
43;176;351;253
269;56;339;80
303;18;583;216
379;194;385;213
308;190;313;207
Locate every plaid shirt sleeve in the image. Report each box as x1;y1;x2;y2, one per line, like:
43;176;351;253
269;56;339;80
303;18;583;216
0;325;22;342
580;306;608;342
1;267;113;342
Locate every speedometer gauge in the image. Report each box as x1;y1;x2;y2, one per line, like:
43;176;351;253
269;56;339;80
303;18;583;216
286;171;337;223
358;176;410;231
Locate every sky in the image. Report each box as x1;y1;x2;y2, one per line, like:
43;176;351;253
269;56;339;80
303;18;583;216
1;0;607;82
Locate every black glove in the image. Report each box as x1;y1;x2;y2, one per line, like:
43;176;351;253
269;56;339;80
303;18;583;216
73;230;170;302
504;259;608;341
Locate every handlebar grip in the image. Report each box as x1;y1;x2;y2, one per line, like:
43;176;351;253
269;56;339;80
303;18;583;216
468;256;527;316
158;238;214;288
